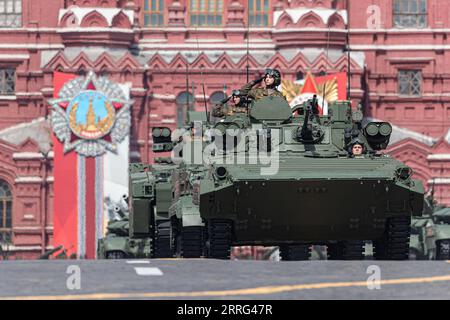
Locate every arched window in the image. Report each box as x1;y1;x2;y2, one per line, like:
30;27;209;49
209;91;226;106
176;91;194;126
0;180;12;231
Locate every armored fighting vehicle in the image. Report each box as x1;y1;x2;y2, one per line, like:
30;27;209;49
433;207;450;259
154;95;424;260
98;154;177;259
98;194;152;259
410;199;450;260
434;207;450;224
409;215;435;260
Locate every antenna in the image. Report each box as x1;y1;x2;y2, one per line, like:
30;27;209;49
346;0;351;101
201;82;208;119
192;81;196;108
431;177;436;199
321;22;332;112
245;3;251;115
194;25;209;120
246;1;250;83
185;61;189;119
427;177;436;211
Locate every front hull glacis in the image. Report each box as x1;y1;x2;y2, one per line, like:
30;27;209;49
200;178;423;245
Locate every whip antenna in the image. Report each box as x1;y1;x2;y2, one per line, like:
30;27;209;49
246;2;250;83
194;26;208;120
185;60;189;122
346;0;351;101
321;22;332;112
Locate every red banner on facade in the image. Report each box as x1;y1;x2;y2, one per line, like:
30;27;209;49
52;72;102;259
51;71;131;259
53;71;78;258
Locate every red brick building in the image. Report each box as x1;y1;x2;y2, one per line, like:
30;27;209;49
0;0;448;259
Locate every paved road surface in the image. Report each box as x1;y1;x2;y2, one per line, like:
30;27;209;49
0;259;450;299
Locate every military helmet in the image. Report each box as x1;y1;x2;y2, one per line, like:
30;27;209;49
231;89;246;106
264;68;281;86
232;89;244;97
348;138;366;154
349;137;365;146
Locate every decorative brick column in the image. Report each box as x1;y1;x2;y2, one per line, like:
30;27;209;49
168;0;185;26
167;0;186;43
225;0;245;42
226;0;244;27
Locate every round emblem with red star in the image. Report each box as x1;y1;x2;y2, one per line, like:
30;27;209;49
50;71;132;157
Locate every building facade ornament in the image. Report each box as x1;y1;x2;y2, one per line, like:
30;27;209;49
49;71;132;157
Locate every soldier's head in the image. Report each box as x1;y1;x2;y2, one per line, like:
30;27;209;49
231;90;244;106
352;143;364;155
349;138;366;156
264;69;281;88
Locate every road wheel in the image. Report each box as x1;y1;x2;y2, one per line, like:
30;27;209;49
181;226;204;258
436;240;450;260
154;220;173;258
327;241;365;260
279;245;311;261
374;216;411;260
207;220;233;260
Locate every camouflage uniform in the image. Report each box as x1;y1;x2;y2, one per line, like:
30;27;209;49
239;73;285;101
212;103;247;118
212;90;248;117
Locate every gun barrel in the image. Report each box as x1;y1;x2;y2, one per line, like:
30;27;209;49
120;197;129;213
300;101;314;138
298;96;321;143
114;205;127;218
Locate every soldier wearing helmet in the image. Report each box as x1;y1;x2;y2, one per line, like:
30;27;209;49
239;68;285;102
348;138;366;158
212;90;248;118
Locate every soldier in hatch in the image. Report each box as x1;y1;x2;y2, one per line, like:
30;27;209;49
239;68;285;102
348;138;367;158
212;90;248;118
